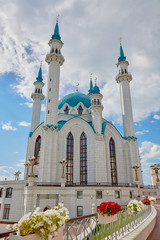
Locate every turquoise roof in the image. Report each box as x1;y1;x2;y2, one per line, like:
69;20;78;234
58;92;91;109
36;66;43;82
51;22;61;41
88;80;94;94
118;45;126;62
93;85;100;94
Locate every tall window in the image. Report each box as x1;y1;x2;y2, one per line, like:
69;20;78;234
66;132;73;185
6;188;12;198
80;132;87;184
109;138;118;185
34;136;41;163
3;204;10;219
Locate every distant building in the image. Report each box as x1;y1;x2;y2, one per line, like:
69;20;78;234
150;164;160;186
0;19;159;222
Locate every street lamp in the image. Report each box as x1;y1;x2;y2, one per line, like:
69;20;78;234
24;161;31;180
132;164;140;181
29;156;36;178
152;167;159;182
60;159;68;178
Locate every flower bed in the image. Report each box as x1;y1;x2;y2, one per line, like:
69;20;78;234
98;202;122;216
127;199;144;215
8;203;69;240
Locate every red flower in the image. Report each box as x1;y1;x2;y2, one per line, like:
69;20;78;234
141;198;151;205
98;202;122;216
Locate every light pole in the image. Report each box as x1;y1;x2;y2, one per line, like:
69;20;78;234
152;167;159;182
24;161;31;180
29;156;36;178
60;159;68;178
132;164;140;181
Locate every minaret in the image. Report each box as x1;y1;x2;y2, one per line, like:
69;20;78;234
45;16;64;126
30;64;45;134
115;41;135;138
89;77;103;134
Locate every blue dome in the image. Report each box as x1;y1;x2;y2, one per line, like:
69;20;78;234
58;92;91;109
93;85;100;94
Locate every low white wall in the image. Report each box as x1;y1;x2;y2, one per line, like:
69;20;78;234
121;206;157;240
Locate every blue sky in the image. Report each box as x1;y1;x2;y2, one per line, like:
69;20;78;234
0;0;160;184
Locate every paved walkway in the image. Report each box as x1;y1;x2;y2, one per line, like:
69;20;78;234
147;199;160;240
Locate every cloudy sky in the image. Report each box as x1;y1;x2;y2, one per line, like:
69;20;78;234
0;0;160;184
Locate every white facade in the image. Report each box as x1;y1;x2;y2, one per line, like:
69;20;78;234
0;21;158;222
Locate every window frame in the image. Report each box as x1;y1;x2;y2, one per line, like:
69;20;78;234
6;188;12;198
109;138;118;185
3;204;11;220
66;132;73;185
115;190;120;199
77;191;83;199
77;206;83;217
96;191;102;199
80;132;87;185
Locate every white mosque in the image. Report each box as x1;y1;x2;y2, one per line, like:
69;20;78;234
0;19;158;222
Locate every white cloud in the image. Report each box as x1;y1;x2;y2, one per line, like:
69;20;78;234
140;141;160;163
0;0;160;124
0;166;14;174
1;121;17;131
18;121;30;127
153;114;160;120
14;159;25;168
135;130;149;135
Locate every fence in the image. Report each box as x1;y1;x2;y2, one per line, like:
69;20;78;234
0;206;152;240
63;206;151;240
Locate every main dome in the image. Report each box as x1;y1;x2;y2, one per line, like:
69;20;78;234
58;92;91;109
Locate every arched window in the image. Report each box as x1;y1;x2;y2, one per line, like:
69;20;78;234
38;89;40;93
94;99;96;105
35;89;37;93
109;138;118;185
80;132;87;185
6;188;12;198
97;99;100;105
64;106;69;114
55;48;58;54
66;132;73;185
34;136;41;162
77;105;83;115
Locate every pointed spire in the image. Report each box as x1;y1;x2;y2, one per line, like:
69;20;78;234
88;73;93;94
51;15;61;41
36;61;43;82
95;77;97;86
118;38;126;62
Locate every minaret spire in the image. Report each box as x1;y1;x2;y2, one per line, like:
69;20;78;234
88;73;93;95
51;15;61;41
29;63;45;135
116;42;135;138
89;77;103;134
44;17;64;126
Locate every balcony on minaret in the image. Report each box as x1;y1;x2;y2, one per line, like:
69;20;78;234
115;71;132;83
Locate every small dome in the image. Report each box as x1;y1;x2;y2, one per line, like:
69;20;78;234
58;92;91;109
93;85;100;94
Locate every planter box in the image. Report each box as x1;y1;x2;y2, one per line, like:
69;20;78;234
98;214;117;224
9;226;64;240
10;234;41;240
